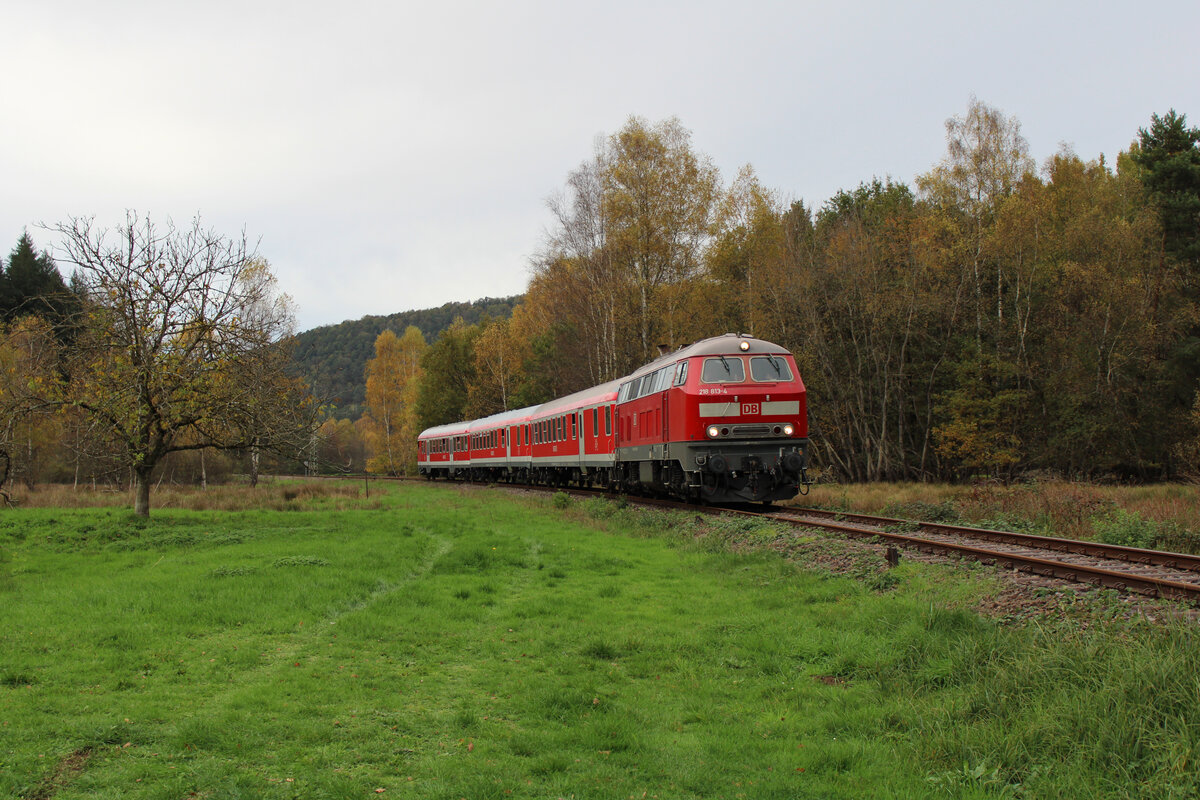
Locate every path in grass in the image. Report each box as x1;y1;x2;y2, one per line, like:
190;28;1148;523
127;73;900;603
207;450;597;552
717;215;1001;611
2;483;1199;799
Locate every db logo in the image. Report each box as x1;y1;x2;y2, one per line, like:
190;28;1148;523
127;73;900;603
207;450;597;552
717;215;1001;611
741;403;760;416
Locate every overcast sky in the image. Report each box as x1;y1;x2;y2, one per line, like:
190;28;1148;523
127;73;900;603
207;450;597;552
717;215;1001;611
4;0;1197;332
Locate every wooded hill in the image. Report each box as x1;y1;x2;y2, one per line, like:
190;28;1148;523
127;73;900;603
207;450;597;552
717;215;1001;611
290;296;521;418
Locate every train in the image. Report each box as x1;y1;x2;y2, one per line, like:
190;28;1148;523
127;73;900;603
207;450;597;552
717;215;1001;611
417;333;812;504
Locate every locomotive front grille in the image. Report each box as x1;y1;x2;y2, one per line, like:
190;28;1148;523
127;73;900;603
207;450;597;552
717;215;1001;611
732;425;772;437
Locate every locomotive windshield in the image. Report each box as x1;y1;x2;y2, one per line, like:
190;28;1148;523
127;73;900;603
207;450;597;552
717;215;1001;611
701;356;746;383
750;355;793;382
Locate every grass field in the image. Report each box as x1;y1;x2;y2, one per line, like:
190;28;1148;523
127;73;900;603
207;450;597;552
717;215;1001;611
2;481;1199;798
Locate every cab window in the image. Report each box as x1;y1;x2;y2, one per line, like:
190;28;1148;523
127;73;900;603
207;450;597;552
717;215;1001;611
700;357;745;383
673;360;688;386
751;355;792;382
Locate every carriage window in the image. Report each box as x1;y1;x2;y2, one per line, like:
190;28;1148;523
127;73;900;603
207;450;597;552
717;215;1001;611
571;414;577;439
592;408;598;437
605;406;612;435
750;355;793;382
700;356;746;383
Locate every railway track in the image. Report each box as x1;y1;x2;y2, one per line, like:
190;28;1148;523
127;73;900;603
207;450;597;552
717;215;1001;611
762;507;1200;603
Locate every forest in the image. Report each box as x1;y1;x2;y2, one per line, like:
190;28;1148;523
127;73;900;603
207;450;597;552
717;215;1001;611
337;100;1200;483
3;98;1199;488
291;296;521;420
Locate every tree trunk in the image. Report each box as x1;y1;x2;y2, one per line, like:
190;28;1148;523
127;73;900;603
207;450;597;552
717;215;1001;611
134;467;153;517
249;443;260;488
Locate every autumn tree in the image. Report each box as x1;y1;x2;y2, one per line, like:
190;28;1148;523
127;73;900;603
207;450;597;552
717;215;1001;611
538;146;628;383
919;96;1035;349
604;116;720;361
363;325;425;474
414;318;479;430
706;166;794;341
0;316;64;492
528;115;721;392
50;213;317;516
468;317;526;417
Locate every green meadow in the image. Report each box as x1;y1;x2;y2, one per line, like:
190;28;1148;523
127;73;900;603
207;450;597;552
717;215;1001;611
2;482;1199;799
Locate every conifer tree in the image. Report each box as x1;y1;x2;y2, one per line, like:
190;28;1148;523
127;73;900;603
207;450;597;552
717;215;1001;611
1134;110;1200;275
2;232;72;323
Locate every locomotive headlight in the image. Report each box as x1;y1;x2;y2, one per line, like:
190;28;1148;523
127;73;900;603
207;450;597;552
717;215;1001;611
783;423;795;436
707;425;721;439
739;340;750;351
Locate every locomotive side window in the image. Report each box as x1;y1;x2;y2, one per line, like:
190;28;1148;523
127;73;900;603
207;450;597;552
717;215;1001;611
701;356;746;383
750;355;793;382
656;365;673;392
674;360;688;386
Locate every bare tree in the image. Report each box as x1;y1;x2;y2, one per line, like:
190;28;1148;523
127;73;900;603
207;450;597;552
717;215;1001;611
50;213;317;516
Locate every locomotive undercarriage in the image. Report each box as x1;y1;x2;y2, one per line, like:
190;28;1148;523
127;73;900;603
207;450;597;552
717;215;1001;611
618;439;811;504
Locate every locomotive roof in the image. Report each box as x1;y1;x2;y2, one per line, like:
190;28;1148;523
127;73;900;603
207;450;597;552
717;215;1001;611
626;333;790;380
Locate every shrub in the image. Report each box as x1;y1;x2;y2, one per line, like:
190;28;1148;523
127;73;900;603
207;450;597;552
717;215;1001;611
1092;509;1158;549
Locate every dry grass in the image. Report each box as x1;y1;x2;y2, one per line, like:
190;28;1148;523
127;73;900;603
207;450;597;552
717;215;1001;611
797;480;1200;544
3;478;378;512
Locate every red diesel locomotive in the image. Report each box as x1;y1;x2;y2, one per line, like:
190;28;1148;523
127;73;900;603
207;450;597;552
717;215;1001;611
417;333;811;503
